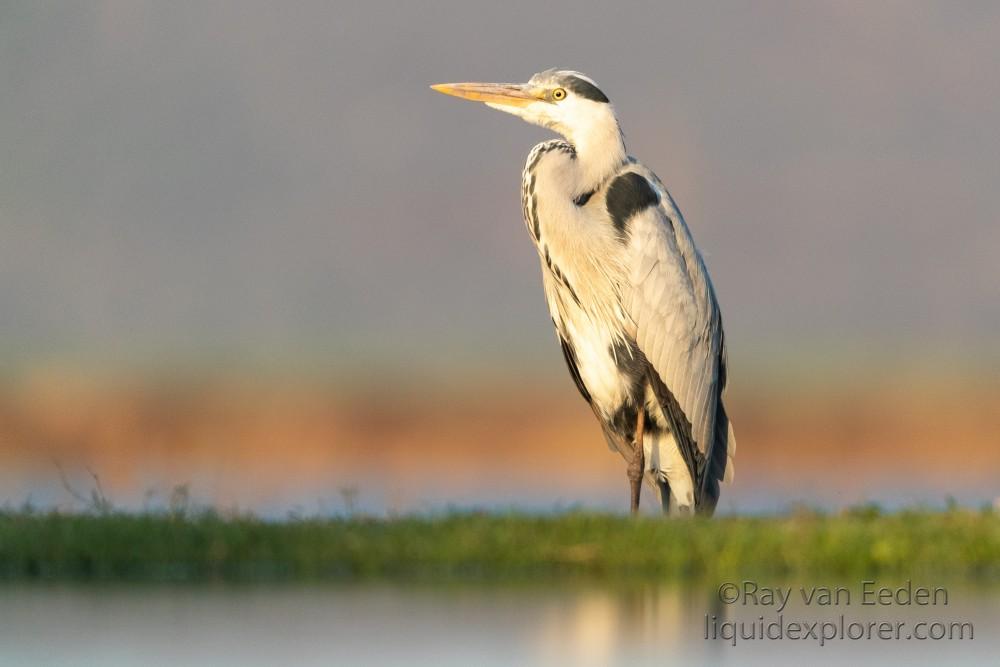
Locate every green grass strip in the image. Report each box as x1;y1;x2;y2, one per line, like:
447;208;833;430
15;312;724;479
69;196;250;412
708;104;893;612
1;508;997;582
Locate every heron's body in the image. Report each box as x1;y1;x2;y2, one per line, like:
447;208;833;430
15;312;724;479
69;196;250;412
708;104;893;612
433;70;734;515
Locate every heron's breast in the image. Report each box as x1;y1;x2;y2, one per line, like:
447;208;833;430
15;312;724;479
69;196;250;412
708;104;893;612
557;306;631;415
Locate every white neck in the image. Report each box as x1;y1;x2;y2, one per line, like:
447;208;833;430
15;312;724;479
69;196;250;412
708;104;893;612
563;107;626;195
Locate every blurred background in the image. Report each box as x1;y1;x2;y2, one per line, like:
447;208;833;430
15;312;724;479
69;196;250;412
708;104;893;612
2;1;998;516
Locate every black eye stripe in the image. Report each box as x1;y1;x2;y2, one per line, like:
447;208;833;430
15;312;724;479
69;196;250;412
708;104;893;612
559;76;609;103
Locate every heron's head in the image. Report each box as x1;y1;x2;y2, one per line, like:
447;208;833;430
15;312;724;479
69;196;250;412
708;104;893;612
431;69;619;146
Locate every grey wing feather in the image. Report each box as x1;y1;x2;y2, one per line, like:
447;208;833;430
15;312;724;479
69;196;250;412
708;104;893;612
622;170;735;508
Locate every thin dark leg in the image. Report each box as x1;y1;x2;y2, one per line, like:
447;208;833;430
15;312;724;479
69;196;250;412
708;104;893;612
627;409;645;515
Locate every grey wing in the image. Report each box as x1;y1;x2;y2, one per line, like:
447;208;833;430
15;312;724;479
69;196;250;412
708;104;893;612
623;177;735;509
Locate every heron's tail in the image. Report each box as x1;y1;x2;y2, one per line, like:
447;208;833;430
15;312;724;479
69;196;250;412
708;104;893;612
699;400;736;514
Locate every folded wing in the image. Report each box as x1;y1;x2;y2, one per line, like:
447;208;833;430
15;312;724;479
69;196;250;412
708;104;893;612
622;170;734;509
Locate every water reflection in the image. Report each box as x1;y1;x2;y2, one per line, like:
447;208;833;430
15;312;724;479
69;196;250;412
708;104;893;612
0;582;995;666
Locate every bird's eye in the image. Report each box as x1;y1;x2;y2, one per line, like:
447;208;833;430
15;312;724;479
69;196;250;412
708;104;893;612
551;88;567;101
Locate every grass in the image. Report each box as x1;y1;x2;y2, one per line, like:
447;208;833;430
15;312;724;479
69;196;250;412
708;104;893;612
1;506;998;583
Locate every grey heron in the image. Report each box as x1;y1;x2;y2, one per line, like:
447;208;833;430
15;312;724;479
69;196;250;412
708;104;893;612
432;70;735;516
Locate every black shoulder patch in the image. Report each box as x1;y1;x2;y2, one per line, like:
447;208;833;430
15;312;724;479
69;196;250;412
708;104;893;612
562;76;609;103
605;172;659;238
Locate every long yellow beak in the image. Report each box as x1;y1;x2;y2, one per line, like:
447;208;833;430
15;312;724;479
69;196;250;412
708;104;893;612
430;82;539;108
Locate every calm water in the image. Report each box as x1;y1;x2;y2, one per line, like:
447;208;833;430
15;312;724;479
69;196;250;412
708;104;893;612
0;582;996;666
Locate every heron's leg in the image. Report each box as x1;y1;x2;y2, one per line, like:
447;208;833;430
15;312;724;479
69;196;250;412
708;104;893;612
627;409;645;514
